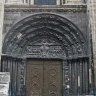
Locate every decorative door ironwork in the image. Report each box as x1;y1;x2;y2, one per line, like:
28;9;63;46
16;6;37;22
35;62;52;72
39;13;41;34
1;55;91;95
26;59;62;96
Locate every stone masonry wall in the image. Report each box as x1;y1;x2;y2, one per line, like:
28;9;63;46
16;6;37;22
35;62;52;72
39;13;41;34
89;0;96;91
0;1;4;69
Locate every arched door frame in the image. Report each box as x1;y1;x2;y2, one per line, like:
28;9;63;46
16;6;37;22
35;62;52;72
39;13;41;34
1;13;92;95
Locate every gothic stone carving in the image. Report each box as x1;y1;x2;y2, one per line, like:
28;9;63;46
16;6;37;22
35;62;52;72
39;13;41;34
2;13;90;95
3;13;88;59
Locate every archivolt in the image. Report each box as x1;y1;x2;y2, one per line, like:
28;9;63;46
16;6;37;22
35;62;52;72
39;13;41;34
2;13;88;59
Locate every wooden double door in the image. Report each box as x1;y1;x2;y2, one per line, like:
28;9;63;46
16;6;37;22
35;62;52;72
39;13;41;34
26;59;62;96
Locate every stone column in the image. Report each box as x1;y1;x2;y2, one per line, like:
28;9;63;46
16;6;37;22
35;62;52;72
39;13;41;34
57;0;60;5
0;0;4;70
31;0;34;5
88;0;96;93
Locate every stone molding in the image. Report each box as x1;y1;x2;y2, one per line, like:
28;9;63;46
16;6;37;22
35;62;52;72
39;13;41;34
4;4;87;12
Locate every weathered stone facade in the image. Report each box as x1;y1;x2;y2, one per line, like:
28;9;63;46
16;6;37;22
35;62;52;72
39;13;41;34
0;1;4;76
0;0;96;95
0;1;4;61
88;0;96;93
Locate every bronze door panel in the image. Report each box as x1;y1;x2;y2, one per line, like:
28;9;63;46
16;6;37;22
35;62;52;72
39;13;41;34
26;60;43;96
44;61;62;96
26;60;62;96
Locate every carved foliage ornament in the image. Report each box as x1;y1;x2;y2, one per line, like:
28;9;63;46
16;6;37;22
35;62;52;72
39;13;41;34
3;13;88;59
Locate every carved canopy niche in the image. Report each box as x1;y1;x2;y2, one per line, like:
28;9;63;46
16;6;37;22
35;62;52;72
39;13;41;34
2;13;88;59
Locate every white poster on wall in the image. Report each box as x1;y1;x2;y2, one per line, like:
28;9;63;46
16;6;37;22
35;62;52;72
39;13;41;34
0;72;10;84
0;72;10;96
